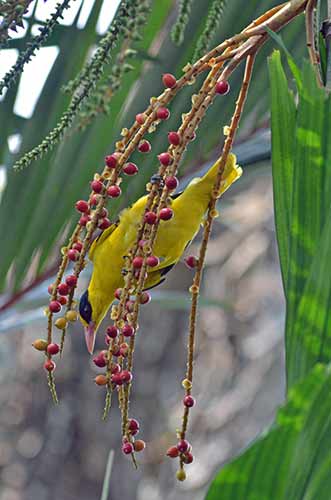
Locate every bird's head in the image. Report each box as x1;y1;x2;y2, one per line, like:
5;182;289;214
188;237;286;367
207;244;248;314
79;289;109;354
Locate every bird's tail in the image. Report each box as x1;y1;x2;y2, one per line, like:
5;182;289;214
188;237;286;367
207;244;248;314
201;152;242;197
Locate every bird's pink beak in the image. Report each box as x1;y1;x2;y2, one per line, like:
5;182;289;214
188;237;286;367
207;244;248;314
85;322;96;354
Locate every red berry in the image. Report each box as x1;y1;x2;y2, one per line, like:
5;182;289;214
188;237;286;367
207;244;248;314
215;80;230;95
183;452;194;464
67;249;79;261
98;218;111;230
57;283;69;296
177;440;190;453
90;194;99;207
121;370;133;384
183;395;195;407
75;200;89;213
93;351;107;368
107;325;119;338
111;363;121;374
112;344;120;357
79;215;91;226
162;73;177;88
100;207;108;218
184;255;197;269
122;324;135;337
138;140;151;153
49;300;61;313
126;300;135;312
107;185;121;198
48;284;55;295
134;440;146;452
128;418;140;433
47;343;60;355
44;359;56;372
140;292;151;305
158;152;172;166
165;176;178;190
136;113;146;125
58;296;67;305
111;373;123;385
132;256;144;269
159;207;173;221
166;446;179;458
146;255;159;267
156;107;170;120
123;162;138;175
105;154;118;168
144;211;157;224
168;131;180;146
65;275;77;287
73;241;83;252
114;288;122;300
91;180;103;193
122;442;134;455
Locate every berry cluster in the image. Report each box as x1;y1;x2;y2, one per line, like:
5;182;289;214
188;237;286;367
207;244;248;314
36;65;231;477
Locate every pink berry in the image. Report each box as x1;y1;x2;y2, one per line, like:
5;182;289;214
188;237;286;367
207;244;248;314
49;301;61;313
123;162;138;176
136;113;146;125
128;418;140;434
47;343;60;355
158;152;172;166
100;207;108;218
47;284;55;295
59;296;67;305
67;249;79;261
112;344;120;357
165;176;178;190
168;131;180;146
166;446;179;458
121;370;133;384
73;241;83;252
177;439;190;453
98;218;111;230
111;363;121;374
122;442;134;455
44;359;56;372
156;107;170;120
65;275;77;287
119;343;129;357
144;211;157;224
159;207;173;221
114;288;122;300
183;395;195;407
91;180;103;193
184;255;197;269
126;300;134;312
79;215;91;226
215;80;230;95
162;73;177;88
75;200;89;213
146;255;159;267
107;325;119;338
57;283;69;296
140;292;151;305
183;452;194;464
105;154;118;168
107;185;121;198
138;140;151;153
122;324;135;337
132;256;144;269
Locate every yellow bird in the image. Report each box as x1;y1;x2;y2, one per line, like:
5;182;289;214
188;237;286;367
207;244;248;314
79;153;242;353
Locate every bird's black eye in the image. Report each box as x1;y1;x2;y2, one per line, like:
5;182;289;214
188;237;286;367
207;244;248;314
79;290;92;323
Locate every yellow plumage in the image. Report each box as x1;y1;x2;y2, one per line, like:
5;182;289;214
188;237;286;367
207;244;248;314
79;153;242;352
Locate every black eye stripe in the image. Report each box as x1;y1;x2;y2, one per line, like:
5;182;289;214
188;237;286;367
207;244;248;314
79;290;92;323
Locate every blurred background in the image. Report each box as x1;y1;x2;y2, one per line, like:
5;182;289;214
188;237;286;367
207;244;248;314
0;1;305;499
